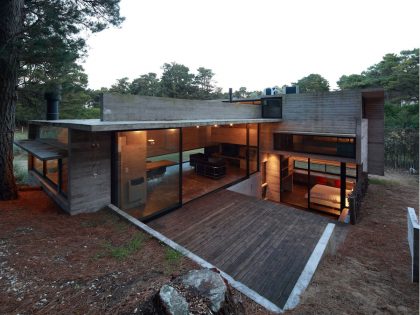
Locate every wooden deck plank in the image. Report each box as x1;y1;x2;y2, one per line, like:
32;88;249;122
148;189;332;309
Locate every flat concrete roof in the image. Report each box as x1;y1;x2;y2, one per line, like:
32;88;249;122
29;118;281;132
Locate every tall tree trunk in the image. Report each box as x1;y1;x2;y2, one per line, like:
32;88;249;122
0;0;24;200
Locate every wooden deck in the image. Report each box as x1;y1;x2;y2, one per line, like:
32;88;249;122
148;190;333;309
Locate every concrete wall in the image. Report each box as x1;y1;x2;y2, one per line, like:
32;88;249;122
101;94;261;121
361;119;368;172
264;153;280;202
228;173;261;198
363;92;384;175
68;130;111;214
279;90;361;134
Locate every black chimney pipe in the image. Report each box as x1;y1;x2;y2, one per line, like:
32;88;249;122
44;84;62;120
229;88;233;103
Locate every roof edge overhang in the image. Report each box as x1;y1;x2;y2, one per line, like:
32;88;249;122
14;139;67;160
29;118;282;132
272;130;356;138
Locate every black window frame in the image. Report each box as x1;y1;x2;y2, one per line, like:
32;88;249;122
273;133;356;159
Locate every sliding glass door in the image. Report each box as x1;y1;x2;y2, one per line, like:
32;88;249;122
280;155;309;209
116;129;181;220
280;156;356;216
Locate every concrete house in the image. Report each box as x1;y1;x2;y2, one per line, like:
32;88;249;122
16;88;384;221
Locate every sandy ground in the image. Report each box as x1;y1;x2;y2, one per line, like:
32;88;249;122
286;170;419;315
0;191;199;314
0;189;268;314
0;169;418;314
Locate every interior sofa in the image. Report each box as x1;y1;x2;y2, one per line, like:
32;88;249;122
189;153;226;179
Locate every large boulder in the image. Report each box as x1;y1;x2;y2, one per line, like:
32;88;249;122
152;269;244;315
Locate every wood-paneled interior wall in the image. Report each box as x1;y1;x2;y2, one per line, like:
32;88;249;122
182;126;211;151
265;153;280;202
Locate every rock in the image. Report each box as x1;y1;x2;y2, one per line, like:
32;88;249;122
179;269;226;313
150;269;245;315
158;285;189;315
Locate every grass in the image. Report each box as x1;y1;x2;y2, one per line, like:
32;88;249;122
165;247;183;264
369;177;399;186
163;247;184;275
96;234;144;260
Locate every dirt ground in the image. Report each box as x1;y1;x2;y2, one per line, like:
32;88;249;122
0;189;267;314
287;170;419;315
0;169;418;314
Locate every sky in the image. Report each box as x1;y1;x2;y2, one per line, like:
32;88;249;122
83;0;420;92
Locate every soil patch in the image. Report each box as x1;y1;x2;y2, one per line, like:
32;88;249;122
287;171;419;314
0;169;418;314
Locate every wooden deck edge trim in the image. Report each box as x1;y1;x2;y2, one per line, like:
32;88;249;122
283;223;336;310
107;203;284;314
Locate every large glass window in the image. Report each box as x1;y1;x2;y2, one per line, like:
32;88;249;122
33;157;44;175
61;158;68;195
45;160;59;185
273;133;356;158
39;126;68;145
280;155;309;209
117;129;180;219
248;124;259;174
181;124;251;203
280;156;356;216
30;155;67;197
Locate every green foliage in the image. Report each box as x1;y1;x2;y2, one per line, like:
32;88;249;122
165;247;183;263
101;235;144;260
160;62;196;98
14;0;124;124
337;49;419;104
368;178;398;186
109;77;131;94
385;102;419;129
385;127;419;169
130;73;161;96
194;67;216;99
13;163;29;185
293;73;330;93
105;63;224;101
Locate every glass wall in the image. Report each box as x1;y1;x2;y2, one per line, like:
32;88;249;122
61;158;68;195
280;156;356;216
45;160;59;185
181;124;251;203
117;129;180;219
280;156;309;209
116;124;260;218
30;155;67;196
273;133;356;158
33;157;44;175
308;158;343;215
39;126;68;145
248;124;259;174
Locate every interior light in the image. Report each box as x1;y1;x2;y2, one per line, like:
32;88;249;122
214;124;218;127
229;123;233;126
147;139;155;145
196;126;200;128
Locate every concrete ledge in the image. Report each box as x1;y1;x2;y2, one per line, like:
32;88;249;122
107;204;284;314
283;223;336;310
407;207;419;282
